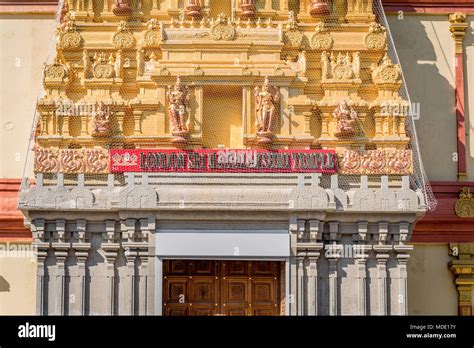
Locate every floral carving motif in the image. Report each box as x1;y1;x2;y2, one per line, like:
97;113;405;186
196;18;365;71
34;146;59;173
60;149;85;174
455;188;474;218
92;53;116;79
338;150;413;175
113;21;136;49
44;57;68;80
143;18;162;47
371;53;402;84
310;22;333;50
57;20;83;50
34;146;110;174
365;22;387;50
211;13;236;41
84;148;109;174
284;11;304;48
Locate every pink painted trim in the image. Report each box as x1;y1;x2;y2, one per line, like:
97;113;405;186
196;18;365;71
455;53;467;177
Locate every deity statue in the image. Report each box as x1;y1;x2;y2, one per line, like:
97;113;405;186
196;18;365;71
92;101;112;137
310;0;331;16
186;0;202;18
333;100;358;137
254;77;280;144
167;76;190;143
113;0;132;16
241;0;256;18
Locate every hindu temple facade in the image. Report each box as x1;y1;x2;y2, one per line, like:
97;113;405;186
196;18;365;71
18;0;425;316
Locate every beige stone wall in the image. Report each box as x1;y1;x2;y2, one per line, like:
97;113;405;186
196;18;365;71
0;14;55;315
0;15;56;179
0;243;36;315
387;15;456;182
407;244;458;315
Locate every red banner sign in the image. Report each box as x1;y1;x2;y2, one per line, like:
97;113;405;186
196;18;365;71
110;149;337;173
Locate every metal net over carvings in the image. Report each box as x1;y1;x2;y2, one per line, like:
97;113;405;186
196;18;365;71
21;0;436;212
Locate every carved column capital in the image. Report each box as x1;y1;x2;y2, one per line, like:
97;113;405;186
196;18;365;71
449;12;468;54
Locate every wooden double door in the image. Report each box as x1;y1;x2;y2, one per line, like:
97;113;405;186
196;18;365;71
163;260;283;316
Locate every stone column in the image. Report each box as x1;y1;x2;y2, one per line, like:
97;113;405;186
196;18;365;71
36;248;48;315
354;246;369;315
53;247;69;315
327;254;339;316
296;252;305;315
103;220;119;315
306;251;320;315
374;248;390;315
137;246;149;315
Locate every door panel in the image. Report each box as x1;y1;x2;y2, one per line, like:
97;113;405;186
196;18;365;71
163;260;281;316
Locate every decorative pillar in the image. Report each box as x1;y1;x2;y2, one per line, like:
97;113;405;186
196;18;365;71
449;13;468;181
133;110;143;135
69;219;89;315
450;243;474;316
296;252;305;315
374;250;390;315
306;252;320;315
36;248;48;315
53;247;69;315
354;247;368;315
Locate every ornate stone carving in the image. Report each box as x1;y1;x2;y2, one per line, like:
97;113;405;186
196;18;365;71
310;22;333;50
371;53;402;84
186;0;201;18
322;51;360;80
284;11;304;48
365;22;387;50
112;0;132;16
92;102;112;137
84;148;109;174
34;146;59;173
241;0;257;18
113;21;136;49
92;53;116;79
59;149;85;174
455;187;474;218
143;18;162;47
57;19;83;50
44;57;68;81
297;51;307;76
310;0;331;16
254;77;280;144
333;101;358;137
33;147;111;174
338;149;413;175
211;13;236;41
167;76;190;143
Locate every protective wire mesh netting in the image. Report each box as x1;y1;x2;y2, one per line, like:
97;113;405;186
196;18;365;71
22;0;436;211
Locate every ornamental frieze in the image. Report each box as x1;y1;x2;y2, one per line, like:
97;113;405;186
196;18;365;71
365;22;387;50
112;21;136;49
34;147;109;174
321;51;361;81
455;187;474;218
284;11;304;49
371;53;402;84
210;13;236;41
44;57;68;82
142;18;162;47
310;22;333;50
56;19;83;50
338;149;413;175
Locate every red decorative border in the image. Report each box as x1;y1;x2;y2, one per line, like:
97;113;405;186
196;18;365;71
382;0;474;13
413;181;474;243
